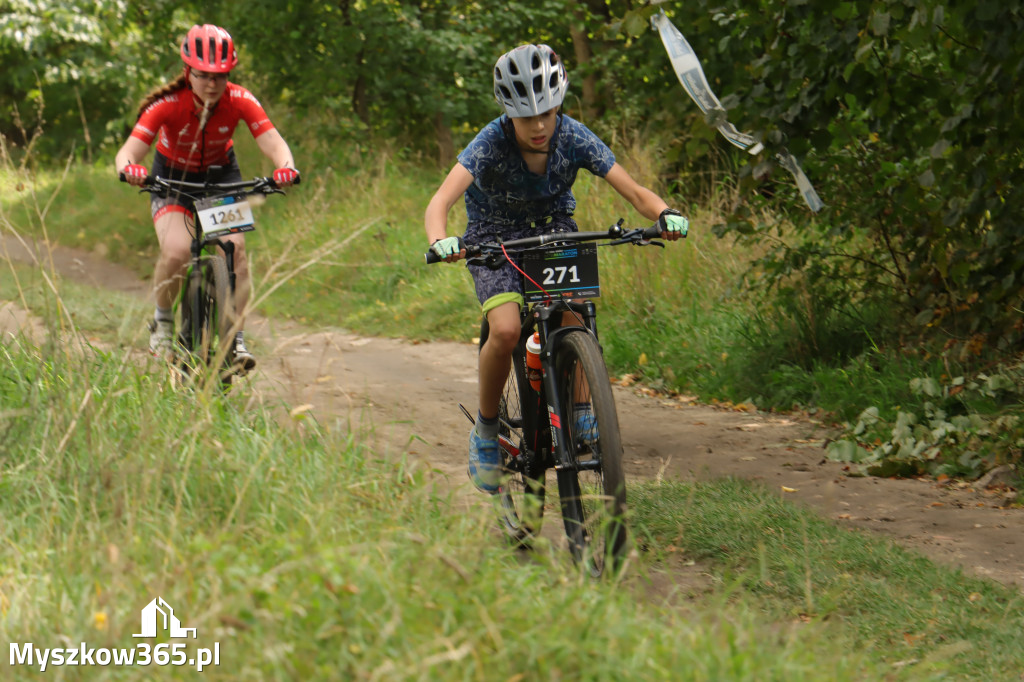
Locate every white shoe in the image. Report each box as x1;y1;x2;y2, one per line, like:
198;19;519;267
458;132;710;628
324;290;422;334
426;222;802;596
231;335;256;374
148;319;175;359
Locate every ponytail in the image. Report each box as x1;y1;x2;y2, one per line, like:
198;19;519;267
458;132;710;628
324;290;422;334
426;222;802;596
136;70;189;119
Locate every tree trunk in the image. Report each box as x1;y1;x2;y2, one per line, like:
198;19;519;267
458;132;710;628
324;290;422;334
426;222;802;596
352;48;369;126
434;111;454;169
569;3;607;121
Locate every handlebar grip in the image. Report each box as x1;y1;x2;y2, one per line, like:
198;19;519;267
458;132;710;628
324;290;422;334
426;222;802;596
425;250;441;264
119;172;154;185
643;225;663;240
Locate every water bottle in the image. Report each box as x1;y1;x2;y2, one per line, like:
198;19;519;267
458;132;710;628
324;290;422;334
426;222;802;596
525;332;542;392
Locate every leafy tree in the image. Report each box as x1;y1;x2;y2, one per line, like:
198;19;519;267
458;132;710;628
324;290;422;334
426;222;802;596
0;0;175;161
605;1;1024;364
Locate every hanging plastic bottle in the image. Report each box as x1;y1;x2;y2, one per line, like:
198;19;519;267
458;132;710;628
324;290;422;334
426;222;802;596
525;332;543;392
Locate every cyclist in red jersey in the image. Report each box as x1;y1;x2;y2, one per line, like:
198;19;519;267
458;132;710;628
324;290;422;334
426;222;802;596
115;24;300;372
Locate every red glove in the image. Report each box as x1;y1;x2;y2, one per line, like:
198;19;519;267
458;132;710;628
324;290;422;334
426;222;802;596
121;164;148;185
273;167;300;187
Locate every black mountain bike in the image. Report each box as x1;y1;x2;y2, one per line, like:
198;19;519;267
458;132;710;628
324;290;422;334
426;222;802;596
122;172;294;385
427;221;672;576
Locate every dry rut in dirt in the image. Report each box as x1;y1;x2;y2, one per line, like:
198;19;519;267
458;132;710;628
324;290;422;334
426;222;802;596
3;234;1022;590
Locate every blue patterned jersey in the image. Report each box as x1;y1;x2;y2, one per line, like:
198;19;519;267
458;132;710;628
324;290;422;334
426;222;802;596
457;114;616;227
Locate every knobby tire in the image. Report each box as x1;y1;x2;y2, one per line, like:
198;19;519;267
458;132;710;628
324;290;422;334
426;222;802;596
553;330;627;577
177;255;236;387
496;344;547;544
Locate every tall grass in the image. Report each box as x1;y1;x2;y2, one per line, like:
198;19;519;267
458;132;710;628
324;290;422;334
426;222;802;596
4;297;1022;680
4;131;1016;435
4;135;1024;680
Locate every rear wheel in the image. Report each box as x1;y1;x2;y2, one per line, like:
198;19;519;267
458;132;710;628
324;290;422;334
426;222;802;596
553;330;627;577
495;353;547;544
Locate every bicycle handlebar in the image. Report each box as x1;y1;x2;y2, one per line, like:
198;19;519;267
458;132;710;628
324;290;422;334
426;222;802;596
424;223;665;265
118;173;299;198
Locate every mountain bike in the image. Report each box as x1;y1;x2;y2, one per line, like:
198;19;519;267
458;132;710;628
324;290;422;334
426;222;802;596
121;171;294;386
426;221;671;576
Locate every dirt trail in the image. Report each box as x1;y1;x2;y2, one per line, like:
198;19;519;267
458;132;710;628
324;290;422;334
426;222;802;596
3;234;1022;590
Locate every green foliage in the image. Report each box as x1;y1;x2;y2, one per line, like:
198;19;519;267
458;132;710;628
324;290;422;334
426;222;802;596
0;0;202;161
632;1;1024;360
828;365;1024;478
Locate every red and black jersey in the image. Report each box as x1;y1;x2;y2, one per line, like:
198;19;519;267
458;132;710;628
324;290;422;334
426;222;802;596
130;83;274;172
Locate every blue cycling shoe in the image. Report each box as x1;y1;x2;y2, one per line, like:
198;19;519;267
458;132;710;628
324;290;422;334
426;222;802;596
468;427;502;494
573;405;599;445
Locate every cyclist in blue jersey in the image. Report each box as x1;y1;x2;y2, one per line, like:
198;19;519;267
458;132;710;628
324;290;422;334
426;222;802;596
425;44;689;494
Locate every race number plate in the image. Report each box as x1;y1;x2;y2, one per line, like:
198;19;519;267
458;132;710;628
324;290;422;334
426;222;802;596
194;195;255;238
521;243;600;302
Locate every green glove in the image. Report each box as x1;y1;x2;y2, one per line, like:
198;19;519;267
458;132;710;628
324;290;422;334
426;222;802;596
431;236;463;259
658;208;689;237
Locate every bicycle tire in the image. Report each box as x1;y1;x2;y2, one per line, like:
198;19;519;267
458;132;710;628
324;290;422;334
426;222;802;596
178;256;236;383
176;265;205;381
495;348;547;544
208;254;237;352
552;330;627;576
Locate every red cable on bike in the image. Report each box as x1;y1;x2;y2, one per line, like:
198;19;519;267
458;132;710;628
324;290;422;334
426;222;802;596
502;243;552;303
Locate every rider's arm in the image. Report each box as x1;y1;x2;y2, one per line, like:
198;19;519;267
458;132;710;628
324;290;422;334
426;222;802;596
254;128;296;170
115;137;151;174
115;137;152;185
603;163;668;222
425;163;474;244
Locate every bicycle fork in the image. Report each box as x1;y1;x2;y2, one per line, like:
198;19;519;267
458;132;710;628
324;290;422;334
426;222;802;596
532;301;600;474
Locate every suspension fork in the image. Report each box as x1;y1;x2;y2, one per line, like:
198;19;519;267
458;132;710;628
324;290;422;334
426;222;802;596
219;239;237;295
534;300;600;470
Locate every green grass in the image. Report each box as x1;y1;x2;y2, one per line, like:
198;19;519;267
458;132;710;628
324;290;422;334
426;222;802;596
2;308;1022;680
4;136;1022;476
4;146;1024;677
633;480;1024;678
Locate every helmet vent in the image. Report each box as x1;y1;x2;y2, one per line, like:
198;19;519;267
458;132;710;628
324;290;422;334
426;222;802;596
492;43;568;117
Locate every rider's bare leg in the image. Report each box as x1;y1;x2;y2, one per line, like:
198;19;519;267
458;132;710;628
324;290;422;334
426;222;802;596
478;301;520;420
152;211;191;309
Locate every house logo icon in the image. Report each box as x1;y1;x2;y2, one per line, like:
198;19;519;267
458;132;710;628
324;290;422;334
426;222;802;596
133;597;197;639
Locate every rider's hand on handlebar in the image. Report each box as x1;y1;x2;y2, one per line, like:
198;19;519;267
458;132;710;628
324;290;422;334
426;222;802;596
431;236;465;262
658;208;689;241
273;167;300;187
121;164;148;186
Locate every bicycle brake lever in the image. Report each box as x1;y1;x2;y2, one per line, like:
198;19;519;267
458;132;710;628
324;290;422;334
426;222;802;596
608;228;663;247
466;253;504;270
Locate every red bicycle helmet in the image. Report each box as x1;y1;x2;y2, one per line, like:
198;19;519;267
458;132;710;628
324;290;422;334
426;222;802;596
180;24;238;73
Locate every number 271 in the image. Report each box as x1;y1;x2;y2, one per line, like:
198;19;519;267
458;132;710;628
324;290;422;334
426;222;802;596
542;266;580;285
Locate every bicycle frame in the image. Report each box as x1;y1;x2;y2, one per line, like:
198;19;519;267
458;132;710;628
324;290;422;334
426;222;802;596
507;298;600;473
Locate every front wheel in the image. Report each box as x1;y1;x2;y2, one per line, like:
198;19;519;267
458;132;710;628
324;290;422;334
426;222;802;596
177;256;236;385
553;330;627;577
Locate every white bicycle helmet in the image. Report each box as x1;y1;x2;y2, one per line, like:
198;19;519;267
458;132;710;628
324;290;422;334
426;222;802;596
493;44;568;118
